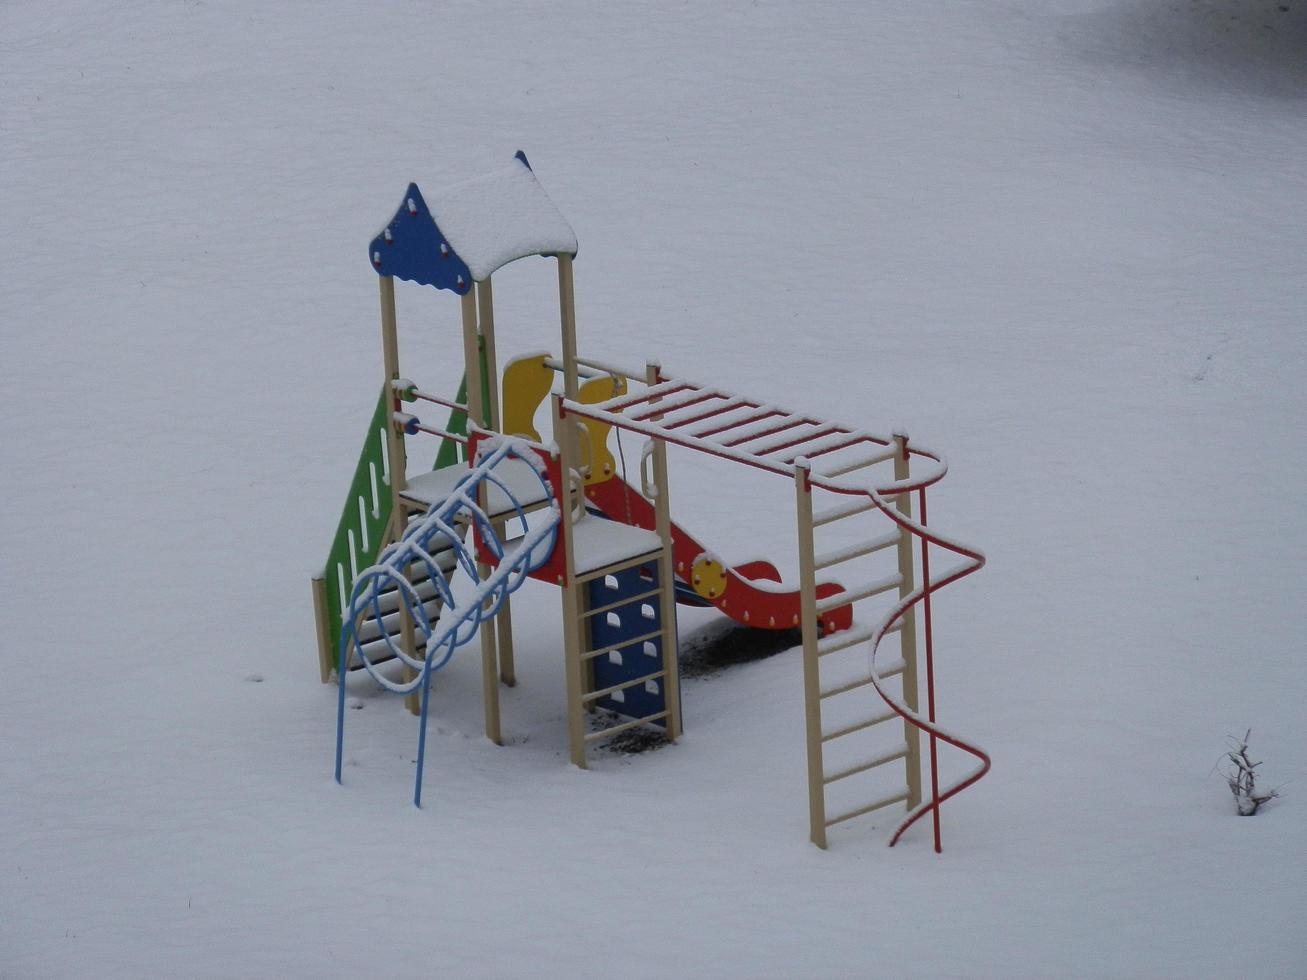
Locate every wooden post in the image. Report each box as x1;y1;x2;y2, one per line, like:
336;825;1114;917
478;277;517;688
794;459;827;849
311;576;334;683
461;290;484;427
378;276;421;715
461;287;501;743
893;434;923;810
645;362;681;740
554;393;588;767
557;254;580;400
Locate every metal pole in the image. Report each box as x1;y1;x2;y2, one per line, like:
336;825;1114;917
918;487;942;854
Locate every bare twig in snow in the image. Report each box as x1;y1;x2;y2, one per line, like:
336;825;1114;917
1221;729;1280;816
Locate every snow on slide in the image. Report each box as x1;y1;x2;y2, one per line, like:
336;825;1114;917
585;475;853;632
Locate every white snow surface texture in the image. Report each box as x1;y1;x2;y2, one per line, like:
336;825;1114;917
2;2;1304;977
423;157;579;282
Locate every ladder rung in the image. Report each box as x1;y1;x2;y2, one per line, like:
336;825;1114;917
647;391;721;424
662;394;746;430
782;431;863;463
825;789;910;828
582;669;665;702
821;707;899;742
814;531;900;570
582;586;663;620
580;627;665;662
819;658;905;699
818;624;875;657
823;742;909;784
628;387;720;420
747;421;838;457
818;445;899;478
584;710;669;742
719;414;802;447
812;496;877;527
815;574;902;613
596;379;691;413
817;620;904;658
681;401;762;438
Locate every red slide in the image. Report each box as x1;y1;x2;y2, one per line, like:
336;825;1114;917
585;477;852;633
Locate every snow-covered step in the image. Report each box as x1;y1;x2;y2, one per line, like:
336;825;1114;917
818;445;899;478
355;595;445;645
627;385;723;420
779;430;863;463
819;658;906;699
823;742;910;784
581;668;666;704
659;394;747;430
817;619;903;658
825;789;911;829
678;401;767;438
597;379;691;413
812;496;877;527
814;530;900;571
584;709;670;743
815;573;902;614
579;626;664;661
745;421;839;457
821;707;900;743
717;413;800;447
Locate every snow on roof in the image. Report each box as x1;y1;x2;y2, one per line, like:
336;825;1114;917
368;152;577;293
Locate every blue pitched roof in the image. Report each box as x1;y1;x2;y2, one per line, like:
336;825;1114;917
368;152;578;293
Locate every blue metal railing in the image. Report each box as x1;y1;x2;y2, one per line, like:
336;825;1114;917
334;436;560;805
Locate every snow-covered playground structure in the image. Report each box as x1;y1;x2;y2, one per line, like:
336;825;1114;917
314;152;990;849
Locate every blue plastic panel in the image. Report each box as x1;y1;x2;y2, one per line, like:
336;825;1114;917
368;183;474;294
585;562;669;728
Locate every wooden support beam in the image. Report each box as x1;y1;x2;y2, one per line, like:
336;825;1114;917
793;460;827;850
557;254;580;400
894;433;923;810
555;393;588;768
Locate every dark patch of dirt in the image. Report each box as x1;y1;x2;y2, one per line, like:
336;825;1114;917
678;621;802;679
596;723;673;755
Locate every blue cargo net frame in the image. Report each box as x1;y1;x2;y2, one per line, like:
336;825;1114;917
334;435;561;806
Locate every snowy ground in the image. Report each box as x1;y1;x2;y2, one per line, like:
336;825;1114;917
3;2;1305;977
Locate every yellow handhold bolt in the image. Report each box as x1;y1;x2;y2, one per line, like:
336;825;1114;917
691;554;728;601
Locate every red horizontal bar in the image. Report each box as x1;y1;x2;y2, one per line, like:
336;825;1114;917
629;391;718;423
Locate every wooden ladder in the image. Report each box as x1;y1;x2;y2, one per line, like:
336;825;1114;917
794;436;922;849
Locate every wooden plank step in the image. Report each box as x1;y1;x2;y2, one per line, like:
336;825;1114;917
818;620;903;658
581;586;663;620
356;596;444;644
582;669;666;703
814;530;900;570
821;707;899;742
819;658;906;699
819;445;899;478
812;496;877;527
584;710;670;742
580;627;665;662
823;742;909;784
825;789;911;828
815;573;902;613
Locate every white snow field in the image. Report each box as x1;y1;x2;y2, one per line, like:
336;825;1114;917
2;2;1305;977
